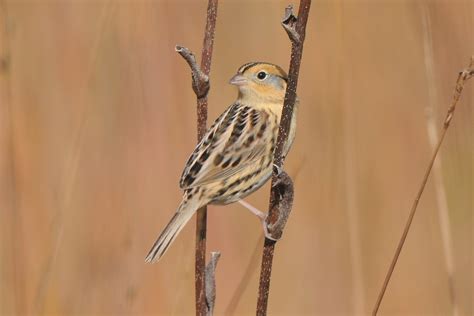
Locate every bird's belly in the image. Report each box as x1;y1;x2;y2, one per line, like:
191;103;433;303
209;168;272;205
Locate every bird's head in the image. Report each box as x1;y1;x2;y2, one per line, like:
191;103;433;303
229;62;288;103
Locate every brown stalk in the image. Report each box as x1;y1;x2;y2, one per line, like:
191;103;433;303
175;1;218;315
372;57;474;315
256;2;311;315
419;5;458;315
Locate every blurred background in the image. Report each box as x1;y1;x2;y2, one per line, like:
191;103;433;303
0;0;472;315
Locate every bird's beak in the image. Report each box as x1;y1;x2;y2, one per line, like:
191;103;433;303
229;74;248;86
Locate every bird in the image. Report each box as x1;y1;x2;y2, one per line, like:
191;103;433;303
145;62;298;263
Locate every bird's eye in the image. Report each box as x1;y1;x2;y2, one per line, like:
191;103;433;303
256;71;267;80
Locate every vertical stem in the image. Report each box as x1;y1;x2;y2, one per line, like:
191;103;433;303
195;205;208;316
194;1;218;315
256;239;276;316
256;1;311;315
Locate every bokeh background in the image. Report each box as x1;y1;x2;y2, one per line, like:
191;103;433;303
0;0;472;315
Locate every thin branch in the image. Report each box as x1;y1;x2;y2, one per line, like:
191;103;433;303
256;2;311;315
372;57;474;315
176;1;218;315
420;5;458;315
205;252;221;316
272;1;311;169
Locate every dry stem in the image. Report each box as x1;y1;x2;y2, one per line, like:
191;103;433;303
420;6;458;315
256;1;311;315
175;1;218;315
372;57;474;315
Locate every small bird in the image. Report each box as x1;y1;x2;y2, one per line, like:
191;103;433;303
145;62;298;263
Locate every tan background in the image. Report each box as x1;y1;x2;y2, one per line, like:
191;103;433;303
0;0;472;315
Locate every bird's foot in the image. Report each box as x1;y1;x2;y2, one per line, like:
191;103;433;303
260;214;278;241
238;200;278;241
238;200;266;220
273;163;283;176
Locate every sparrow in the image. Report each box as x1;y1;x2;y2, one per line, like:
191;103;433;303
145;62;298;262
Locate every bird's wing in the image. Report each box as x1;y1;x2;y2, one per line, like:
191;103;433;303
179;102;276;189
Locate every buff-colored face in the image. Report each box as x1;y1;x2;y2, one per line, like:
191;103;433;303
229;62;288;102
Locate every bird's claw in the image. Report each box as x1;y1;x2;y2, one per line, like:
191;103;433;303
272;165;286;188
273;163;283;176
261;215;278;241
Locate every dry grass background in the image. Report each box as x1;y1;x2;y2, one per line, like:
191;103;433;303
0;0;472;315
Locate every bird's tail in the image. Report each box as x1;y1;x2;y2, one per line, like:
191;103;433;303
145;196;201;263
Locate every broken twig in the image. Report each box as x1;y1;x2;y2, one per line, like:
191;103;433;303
205;252;221;316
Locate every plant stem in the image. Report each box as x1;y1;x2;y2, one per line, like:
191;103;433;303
194;1;218;315
256;3;312;314
176;1;218;314
372;57;474;315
